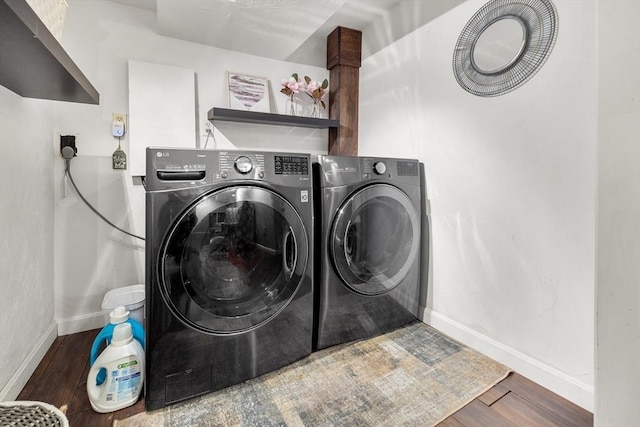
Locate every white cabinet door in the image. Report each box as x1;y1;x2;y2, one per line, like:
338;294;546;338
129;60;196;177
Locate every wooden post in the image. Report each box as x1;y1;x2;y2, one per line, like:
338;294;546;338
327;27;362;156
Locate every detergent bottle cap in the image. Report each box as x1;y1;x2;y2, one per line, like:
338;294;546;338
110;306;130;324
111;323;133;346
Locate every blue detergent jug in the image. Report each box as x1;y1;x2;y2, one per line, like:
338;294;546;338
90;306;145;385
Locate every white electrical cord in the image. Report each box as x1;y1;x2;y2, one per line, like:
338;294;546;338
64;157;145;241
203;128;216;149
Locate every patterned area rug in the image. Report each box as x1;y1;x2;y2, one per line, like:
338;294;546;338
116;322;510;427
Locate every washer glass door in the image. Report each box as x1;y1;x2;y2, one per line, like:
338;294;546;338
331;184;420;295
160;186;308;334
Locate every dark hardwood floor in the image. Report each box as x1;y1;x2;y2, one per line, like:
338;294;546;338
438;372;593;426
17;328;593;426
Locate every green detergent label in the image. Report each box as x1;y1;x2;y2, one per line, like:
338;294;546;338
117;360;138;369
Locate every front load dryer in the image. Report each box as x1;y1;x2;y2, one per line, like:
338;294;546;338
145;148;313;410
313;155;423;351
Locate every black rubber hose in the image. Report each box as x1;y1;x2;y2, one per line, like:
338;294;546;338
64;158;145;241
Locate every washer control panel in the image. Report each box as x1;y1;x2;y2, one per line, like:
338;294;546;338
218;152;265;179
274;155;309;175
146;148;312;189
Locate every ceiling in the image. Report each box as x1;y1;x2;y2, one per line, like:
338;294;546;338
108;0;465;67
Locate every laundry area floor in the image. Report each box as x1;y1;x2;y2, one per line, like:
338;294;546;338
17;325;592;426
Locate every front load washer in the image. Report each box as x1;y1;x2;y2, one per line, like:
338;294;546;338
145;148;313;411
313;155;423;351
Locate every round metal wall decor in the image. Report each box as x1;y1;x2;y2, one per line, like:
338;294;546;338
453;0;559;97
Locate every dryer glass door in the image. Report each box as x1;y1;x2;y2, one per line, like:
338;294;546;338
331;183;420;295
160;186;308;334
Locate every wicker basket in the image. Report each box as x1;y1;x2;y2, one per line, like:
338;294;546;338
0;401;69;427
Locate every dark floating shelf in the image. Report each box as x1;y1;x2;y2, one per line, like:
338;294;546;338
0;0;99;104
208;107;339;129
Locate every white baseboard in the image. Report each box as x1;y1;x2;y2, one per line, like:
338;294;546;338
0;321;58;401
56;311;106;336
420;307;594;412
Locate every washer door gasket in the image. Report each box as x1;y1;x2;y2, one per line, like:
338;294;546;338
453;0;559;97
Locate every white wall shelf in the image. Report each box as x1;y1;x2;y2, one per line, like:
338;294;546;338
0;0;99;104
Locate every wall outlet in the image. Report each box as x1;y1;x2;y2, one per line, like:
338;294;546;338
203;121;213;136
60;135;77;157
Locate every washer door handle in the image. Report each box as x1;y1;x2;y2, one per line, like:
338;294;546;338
343;220;353;267
282;226;297;279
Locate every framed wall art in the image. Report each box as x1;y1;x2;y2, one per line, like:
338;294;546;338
226;72;271;113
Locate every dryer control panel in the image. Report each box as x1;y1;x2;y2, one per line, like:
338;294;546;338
315;155;421;188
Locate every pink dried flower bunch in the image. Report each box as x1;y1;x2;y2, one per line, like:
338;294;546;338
280;73;302;97
303;76;329;109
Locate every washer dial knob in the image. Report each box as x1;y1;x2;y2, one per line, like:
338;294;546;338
373;161;387;175
234;156;253;174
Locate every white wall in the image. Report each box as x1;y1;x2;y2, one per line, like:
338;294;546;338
359;0;597;410
0;88;58;399
596;1;640;425
5;0;637;417
52;0;330;335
